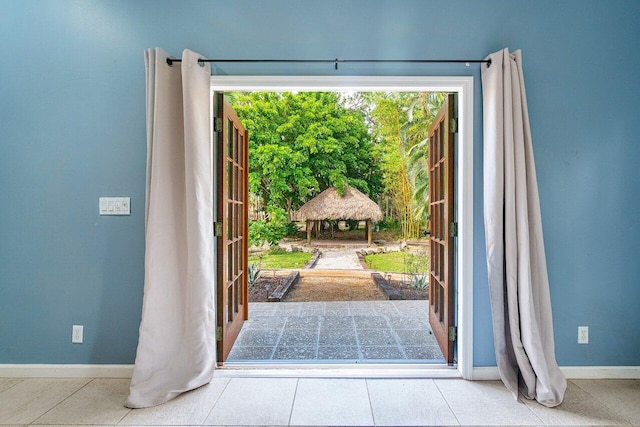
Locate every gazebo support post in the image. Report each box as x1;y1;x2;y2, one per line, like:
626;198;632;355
366;219;372;246
306;220;311;244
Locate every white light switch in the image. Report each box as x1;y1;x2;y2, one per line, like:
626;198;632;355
99;197;130;215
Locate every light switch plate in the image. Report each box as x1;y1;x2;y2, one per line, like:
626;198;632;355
99;197;130;215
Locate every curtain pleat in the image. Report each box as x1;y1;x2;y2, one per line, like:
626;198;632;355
125;48;214;409
482;48;566;407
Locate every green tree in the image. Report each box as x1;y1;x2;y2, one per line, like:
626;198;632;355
230;91;383;245
368;92;446;238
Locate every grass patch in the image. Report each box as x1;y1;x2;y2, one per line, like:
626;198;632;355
249;250;312;269
365;251;430;275
364;251;408;273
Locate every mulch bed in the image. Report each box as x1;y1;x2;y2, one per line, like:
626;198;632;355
249;274;427;302
249;276;282;303
388;279;428;300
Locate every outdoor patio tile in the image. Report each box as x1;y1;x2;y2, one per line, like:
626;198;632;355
272;345;317;359
325;301;351;309
388;315;428;330
242;316;287;329
290;379;374;426
318;329;358;346
395;328;439;346
356;328;398;346
271;303;302;315
317;346;360;359
234;329;280;347
297;308;325;316
353;315;390;329
297;301;325;311
402;345;445;360
436;380;543;425
118;378;228;426
372;307;402;317
227;346;274;360
284;315;321;329
248;303;276;315
360;345;406;359
523;381;631;425
278;328;318;346
320;315;355;330
273;308;302;317
0;378;90;424
572;379;640;425
204;378;297;426
32;379;130;425
323;309;351;317
367;379;459;426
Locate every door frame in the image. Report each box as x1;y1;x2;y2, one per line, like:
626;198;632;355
210;76;474;380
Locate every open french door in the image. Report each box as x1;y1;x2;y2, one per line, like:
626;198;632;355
215;93;249;364
428;94;456;365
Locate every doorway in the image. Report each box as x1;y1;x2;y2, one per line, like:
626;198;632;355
211;76;474;379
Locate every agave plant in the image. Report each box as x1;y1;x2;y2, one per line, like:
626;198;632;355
248;263;261;287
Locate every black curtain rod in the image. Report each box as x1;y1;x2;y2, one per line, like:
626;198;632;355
166;57;491;69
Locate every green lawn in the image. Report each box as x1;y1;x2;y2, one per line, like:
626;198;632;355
249;250;312;269
364;251;408;273
365;251;429;274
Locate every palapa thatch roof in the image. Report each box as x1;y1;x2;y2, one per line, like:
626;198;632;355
296;186;383;221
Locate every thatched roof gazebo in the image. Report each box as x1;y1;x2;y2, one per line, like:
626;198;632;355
296;186;383;245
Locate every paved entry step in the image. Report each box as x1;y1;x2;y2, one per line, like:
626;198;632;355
284;275;386;302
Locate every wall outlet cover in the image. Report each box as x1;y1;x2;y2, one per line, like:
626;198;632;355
72;325;84;344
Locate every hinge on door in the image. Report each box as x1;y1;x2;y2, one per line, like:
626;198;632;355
449;222;458;238
213;117;223;133
216;326;223;341
213;221;223;237
449;118;458;133
448;326;457;342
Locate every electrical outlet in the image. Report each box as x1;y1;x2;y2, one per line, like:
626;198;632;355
578;326;588;344
72;325;83;344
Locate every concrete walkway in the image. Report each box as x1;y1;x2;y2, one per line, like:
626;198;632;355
312;246;366;269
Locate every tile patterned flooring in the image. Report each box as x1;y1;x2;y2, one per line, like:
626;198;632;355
0;376;638;426
227;300;445;362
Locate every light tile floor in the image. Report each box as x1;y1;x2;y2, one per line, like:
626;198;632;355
228;300;445;362
1;377;638;426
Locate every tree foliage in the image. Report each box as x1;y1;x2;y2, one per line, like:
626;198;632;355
368;92;446;238
231;92;382;214
230;91;383;246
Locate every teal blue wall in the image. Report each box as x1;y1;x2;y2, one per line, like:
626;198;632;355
1;0;639;366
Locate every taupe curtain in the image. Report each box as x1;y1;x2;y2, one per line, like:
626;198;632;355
481;48;566;407
126;48;215;408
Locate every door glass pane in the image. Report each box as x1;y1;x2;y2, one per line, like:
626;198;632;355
227;161;232;201
227;285;233;322
234;128;239;163
238;134;243;167
227;120;233;160
227;242;233;281
227;203;232;240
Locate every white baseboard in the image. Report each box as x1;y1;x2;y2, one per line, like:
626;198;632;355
0;364;134;378
559;366;640;379
1;364;637;380
472;366;640;380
